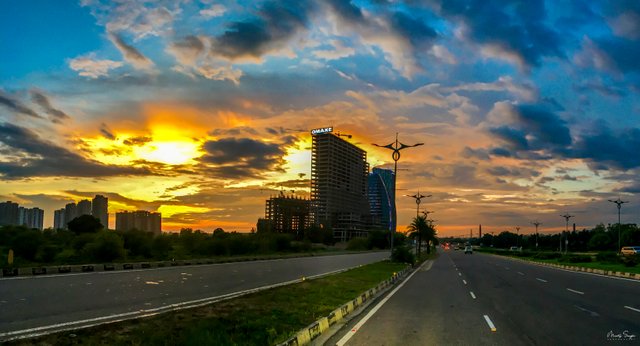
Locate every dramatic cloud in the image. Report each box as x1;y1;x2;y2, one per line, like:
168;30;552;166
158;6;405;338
99;123;115;140
68;54;123;78
0;91;42;119
572;125;640;170
200;4;226;18
0;123;153;178
198;137;286;179
30;90;71;123
434;0;563;68
108;32;155;70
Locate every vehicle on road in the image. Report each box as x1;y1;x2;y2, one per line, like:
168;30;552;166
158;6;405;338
464;245;473;254
509;246;521;252
620;246;640;256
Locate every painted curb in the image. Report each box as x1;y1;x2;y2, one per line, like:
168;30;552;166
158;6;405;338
484;252;639;281
277;266;413;346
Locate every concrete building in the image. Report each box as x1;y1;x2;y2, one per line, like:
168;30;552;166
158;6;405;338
77;199;92;217
54;208;66;230
115;210;162;235
310;128;370;241
64;202;77;226
264;194;310;238
18;207;44;230
0;201;20;226
367;167;396;232
92;195;108;229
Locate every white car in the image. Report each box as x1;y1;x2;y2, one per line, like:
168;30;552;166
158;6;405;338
621;246;640;256
464;245;473;254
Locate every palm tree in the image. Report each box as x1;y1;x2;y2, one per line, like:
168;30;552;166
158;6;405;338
407;216;437;256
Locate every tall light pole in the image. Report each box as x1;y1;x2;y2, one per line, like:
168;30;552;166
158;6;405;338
608;198;629;252
407;192;431;217
531;221;542;250
515;226;520;248
373;133;424;256
560;213;573;254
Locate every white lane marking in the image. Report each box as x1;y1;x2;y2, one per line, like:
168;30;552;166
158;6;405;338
336;260;432;346
517;271;524;276
483;315;497;332
145;281;159;285
566;288;585;295
624;306;640;313
574;305;599;317
470;291;476;299
458;272;462;276
504;267;510;270
463;280;467;285
536;278;547;283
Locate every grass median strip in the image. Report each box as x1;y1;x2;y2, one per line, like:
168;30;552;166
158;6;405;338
10;260;407;346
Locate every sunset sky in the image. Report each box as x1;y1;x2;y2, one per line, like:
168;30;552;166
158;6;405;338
1;0;639;236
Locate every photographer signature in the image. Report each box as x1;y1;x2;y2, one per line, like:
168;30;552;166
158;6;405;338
607;330;637;341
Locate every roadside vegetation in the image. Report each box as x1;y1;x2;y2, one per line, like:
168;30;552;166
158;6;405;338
0;216;408;268
8;260;408;346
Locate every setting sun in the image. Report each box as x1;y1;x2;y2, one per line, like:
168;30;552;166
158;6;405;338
134;140;202;165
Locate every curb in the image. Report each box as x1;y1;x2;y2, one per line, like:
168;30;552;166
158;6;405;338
277;265;413;346
485;253;640;281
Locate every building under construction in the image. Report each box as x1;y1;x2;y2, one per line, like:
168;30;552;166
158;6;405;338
264;194;310;238
310;128;370;241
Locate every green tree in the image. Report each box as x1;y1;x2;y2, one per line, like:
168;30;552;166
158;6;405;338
12;229;43;261
83;231;125;262
67;215;103;234
407;216;436;256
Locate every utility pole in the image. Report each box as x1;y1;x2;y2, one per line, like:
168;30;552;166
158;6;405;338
373;133;424;257
531;221;542;250
608;198;629;252
515;226;520;248
560;213;573;254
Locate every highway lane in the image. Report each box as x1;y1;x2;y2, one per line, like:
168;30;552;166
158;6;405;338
0;252;388;338
330;250;639;345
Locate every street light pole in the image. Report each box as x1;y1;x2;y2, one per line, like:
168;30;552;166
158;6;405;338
373;133;424;257
515;226;520;248
560;213;573;254
608;198;629;253
407;192;431;217
531;221;542;250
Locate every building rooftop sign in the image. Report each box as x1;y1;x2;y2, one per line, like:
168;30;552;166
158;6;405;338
311;127;333;135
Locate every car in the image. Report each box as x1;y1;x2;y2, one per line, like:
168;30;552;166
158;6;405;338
509;246;521;252
464;245;473;254
620;246;640;256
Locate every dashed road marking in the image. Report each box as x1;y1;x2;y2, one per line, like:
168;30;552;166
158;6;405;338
462;280;467;285
624;306;640;313
566;288;584;295
483;315;497;332
458;273;462;276
517;271;524;276
536;278;547;283
575;305;599;317
470;291;476;299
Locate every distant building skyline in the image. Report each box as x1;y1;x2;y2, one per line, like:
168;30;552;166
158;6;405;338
0;201;44;230
368;167;396;232
92;195;109;229
263;194;310;237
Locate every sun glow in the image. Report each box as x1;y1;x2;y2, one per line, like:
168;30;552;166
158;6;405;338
133;141;201;165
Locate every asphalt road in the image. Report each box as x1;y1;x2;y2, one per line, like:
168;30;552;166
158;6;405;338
329;249;640;345
0;252;388;339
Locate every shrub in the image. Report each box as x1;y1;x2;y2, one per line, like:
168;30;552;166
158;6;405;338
346;237;369;251
82;231;125;262
621;254;639;267
596;251;620;264
558;254;592;263
532;252;562;260
391;246;415;264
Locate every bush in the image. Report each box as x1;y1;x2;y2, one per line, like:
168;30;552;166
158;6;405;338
83;231;125;262
532;252;562;260
596;251;620;264
621;254;639;267
558;254;592;263
346;237;369;251
391;246;415;264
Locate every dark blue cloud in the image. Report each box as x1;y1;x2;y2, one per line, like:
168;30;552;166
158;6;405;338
212;0;315;59
436;0;563;67
199;137;286;178
572;125;640;170
489;126;529;151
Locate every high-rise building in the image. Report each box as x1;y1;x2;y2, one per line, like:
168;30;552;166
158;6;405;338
310;128;370;241
367;168;396;232
264;194;310;237
64;202;77;226
115;210;162;235
77;199;92;217
54;208;66;230
92;195;109;229
0;201;20;226
17;207;43;230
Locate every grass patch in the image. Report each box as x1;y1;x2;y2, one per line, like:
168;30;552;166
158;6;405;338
12;261;407;346
479;248;640;275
